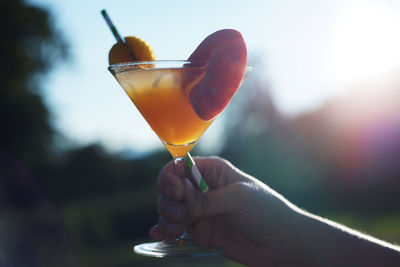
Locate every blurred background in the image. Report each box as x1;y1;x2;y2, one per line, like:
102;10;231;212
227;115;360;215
1;0;400;266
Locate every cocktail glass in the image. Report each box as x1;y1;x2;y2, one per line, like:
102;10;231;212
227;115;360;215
108;60;248;257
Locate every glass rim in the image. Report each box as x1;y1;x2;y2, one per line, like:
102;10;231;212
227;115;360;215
108;60;252;75
109;59;206;68
108;60;206;73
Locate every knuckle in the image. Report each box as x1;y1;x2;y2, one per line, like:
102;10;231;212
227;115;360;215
210;155;230;166
231;181;252;200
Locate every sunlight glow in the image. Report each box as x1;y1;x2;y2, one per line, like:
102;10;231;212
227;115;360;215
331;3;400;86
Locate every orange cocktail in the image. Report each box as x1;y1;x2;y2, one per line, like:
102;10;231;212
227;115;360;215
113;62;212;158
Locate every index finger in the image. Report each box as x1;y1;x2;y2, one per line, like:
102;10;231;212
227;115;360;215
156;159;188;201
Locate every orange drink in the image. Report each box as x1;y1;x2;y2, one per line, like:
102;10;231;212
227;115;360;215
113;62;212;158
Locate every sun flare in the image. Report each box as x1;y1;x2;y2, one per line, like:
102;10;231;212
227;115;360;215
331;3;400;85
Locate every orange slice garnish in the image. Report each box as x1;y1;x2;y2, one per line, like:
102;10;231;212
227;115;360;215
108;36;155;65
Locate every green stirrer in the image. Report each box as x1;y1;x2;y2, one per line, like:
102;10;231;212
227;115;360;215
185;154;209;192
101;9;137;61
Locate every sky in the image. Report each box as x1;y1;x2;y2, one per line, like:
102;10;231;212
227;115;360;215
29;0;400;155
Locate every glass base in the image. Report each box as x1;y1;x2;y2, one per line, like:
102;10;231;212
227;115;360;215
134;235;222;258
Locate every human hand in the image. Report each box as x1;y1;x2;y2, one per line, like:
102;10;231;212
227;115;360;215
150;156;301;266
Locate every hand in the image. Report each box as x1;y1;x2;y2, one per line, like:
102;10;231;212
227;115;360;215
150;156;300;266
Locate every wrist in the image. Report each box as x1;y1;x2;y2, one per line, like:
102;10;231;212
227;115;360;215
256;199;311;266
288;207;320;266
279;206;312;266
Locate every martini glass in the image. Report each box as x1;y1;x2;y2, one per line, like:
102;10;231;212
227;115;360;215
108;60;247;257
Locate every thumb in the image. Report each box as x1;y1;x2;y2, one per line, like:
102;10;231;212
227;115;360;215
183;178;247;218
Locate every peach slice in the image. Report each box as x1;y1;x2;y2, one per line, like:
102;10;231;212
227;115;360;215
188;29;247;121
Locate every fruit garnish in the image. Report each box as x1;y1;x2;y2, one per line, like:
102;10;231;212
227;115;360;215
109;36;155;65
187;29;247;121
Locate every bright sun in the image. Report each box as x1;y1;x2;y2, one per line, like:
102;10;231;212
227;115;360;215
331;3;400;85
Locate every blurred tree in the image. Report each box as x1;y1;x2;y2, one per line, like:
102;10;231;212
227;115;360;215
221;64;400;214
219;65;330;212
0;0;68;168
290;84;400;212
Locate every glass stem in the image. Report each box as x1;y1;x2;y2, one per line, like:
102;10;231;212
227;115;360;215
172;157;193;242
